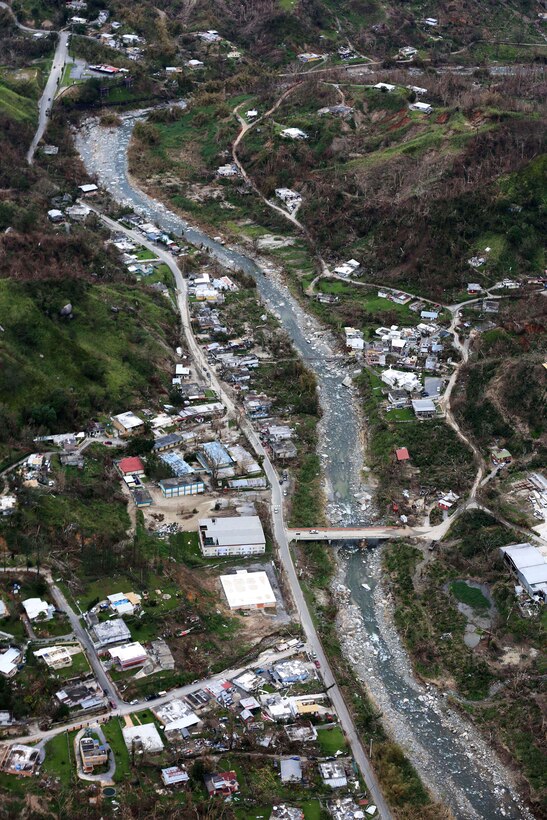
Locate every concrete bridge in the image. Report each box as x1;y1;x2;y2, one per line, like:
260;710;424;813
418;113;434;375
286;526;411;542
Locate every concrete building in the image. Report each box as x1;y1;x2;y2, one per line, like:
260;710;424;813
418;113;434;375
33;645;73;669
272;660;309;685
198;515;266;557
280;757;303;783
220;570;276;611
107;591;141;617
319;760;348;788
79;736;108;773
411;398;436;419
22;598;54;621
122;723;164;754
159;476;205;497
117;457;145;477
1;745;40;776
205;770;239;797
0;648;22;678
499;543;547;600
109;642;148;670
111;411;145;437
89;618;131;647
155;699;200;733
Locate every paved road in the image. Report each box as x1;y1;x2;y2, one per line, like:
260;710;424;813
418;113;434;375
83;208;393;819
27;30;70;164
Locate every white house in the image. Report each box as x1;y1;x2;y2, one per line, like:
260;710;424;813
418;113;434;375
280;128;308;140
410;102;432;114
198;515;266;557
22;598;54;621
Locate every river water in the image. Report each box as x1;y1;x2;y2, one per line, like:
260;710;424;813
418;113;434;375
75;112;531;819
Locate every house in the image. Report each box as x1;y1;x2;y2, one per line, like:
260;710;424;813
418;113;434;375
33;646;73;669
423;17;438;26
319;760;347;788
0;600;7;618
217;163;239;177
381;368;421;393
420;310;439;320
438;491;459;510
297;52;323;62
280;128;308;140
78;183;98;195
0;648;22;678
1;745;40;777
280;758;303;783
153;432;187;453
197;29;221;42
344;327;364;350
161;766;189;786
233;670;261;692
22;598;54;621
491;447;512;466
48;209;64;222
205;771;239;797
175;364;191;379
107;592;141;617
335;259;360;277
275;188;302;212
317;104;353;118
398;46;417;58
109;642;147;670
271;440;297;460
55;680;104;711
395;447;410;462
0;496;17;516
273;660;309;685
246;109;258;119
159;476;205;497
198;515;266;557
411;398;436;419
122;723;164;754
499;543;547;600
133;488;153;508
80;736;108;773
88;618;131;647
155;699;200;733
159;451;195;477
467;283;482;295
117;456;145;477
198;441;234;475
388;389;409;408
111;411;145;437
373;82;396;92
410;102;432;114
220;570;276;611
187;59;204;69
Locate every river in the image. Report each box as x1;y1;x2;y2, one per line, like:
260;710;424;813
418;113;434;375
75;112;532;819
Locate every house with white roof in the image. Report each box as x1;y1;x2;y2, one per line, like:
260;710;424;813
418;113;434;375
280;128;308;140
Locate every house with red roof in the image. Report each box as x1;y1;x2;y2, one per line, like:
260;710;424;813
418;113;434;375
395;447;410;462
204;771;239;797
117;457;145;477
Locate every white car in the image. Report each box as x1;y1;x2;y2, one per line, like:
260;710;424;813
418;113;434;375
274;506;279;513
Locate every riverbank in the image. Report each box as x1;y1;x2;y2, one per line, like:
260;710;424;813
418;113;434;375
337;546;534;820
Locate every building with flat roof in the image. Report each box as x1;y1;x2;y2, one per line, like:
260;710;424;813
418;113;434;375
220;570;276;610
79;736;108;773
280;757;302;783
198;515;266;557
155;700;199;734
33;645;73;669
122;723;164;754
319;761;348;788
159;476;205;497
272;660;309;685
411;398;436;419
109;642;148;670
89;618;131;647
2;744;40;777
107;592;141;616
499;543;547;600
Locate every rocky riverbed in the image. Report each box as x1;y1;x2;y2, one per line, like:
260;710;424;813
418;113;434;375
332;547;534;819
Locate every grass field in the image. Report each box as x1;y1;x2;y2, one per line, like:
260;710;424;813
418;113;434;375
42;731;77;787
0;81;37;123
450;581;491;612
101;718;131;782
316;725;348;755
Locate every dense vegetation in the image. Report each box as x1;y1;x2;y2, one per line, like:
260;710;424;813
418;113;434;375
383;510;547;810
